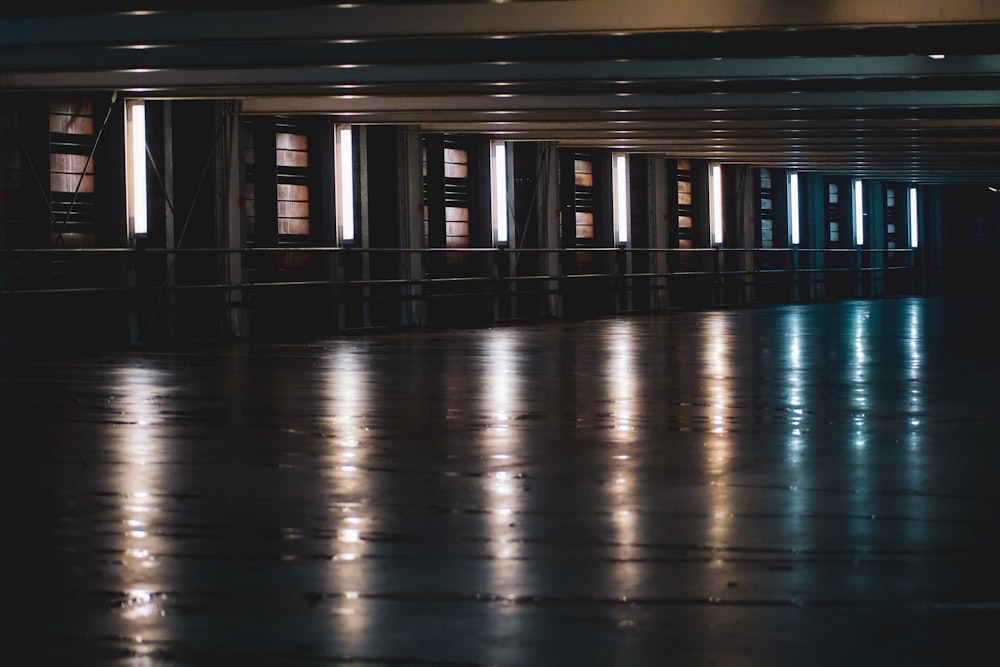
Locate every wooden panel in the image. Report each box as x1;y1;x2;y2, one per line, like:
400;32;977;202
445;205;469;222
278;218;310;235
277;183;308;201
574;159;593;187
277;200;309;218
50;152;94;193
276;132;308;167
276;149;308;168
49;99;93;135
275;132;308;150
445;221;469;239
575;210;594;239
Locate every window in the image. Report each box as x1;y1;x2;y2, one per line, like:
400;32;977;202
241;120;256;239
677;159;694;249
573;156;594;243
885;186;898;249
759;168;773;248
444;143;470;257
827;180;840;245
423;136;474;266
275;128;310;238
49;98;96;248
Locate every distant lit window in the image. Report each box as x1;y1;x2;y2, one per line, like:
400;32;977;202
275;129;310;237
49;98;96;248
573;156;595;243
885;186;898;249
676;159;694;249
827;181;840;245
445;142;470;262
759;168;773;248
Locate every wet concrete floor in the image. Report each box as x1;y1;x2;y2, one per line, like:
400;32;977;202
2;295;999;666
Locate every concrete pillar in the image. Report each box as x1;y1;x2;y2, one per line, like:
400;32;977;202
866;180;885;297
539;142;562;318
804;173;827;300
399;126;426;327
356;126;372;328
924;185;945;292
0;115;6;353
648;155;669;311
163;101;177;341
219;101;247;339
734;165;756;305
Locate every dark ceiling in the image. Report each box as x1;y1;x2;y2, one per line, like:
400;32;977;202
3;1;1000;183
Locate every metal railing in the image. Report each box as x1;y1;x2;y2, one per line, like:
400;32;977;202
0;244;934;345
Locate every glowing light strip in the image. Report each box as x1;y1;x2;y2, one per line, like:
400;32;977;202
613;152;629;246
491;141;508;245
788;171;800;245
853;178;864;246
909;186;919;248
337;125;355;243
710;162;723;245
127;100;147;236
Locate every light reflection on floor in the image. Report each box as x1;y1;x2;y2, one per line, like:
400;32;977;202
2;296;999;667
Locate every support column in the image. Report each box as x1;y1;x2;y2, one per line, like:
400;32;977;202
804;173;827;300
0;116;6;353
399;126;426;327
219;101;246;339
539;142;562;318
735;165;756;305
163;101;177;341
648;155;669;311
866;180;885;297
315;120;339;332
925;185;945;292
357;126;372;328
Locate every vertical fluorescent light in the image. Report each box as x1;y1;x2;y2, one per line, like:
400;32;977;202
491;140;509;245
908;186;919;248
853;178;864;246
127;100;147;236
336;125;355;244
709;162;723;245
788;171;800;245
612;152;629;246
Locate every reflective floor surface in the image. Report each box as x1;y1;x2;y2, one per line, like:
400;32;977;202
2;296;999;666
